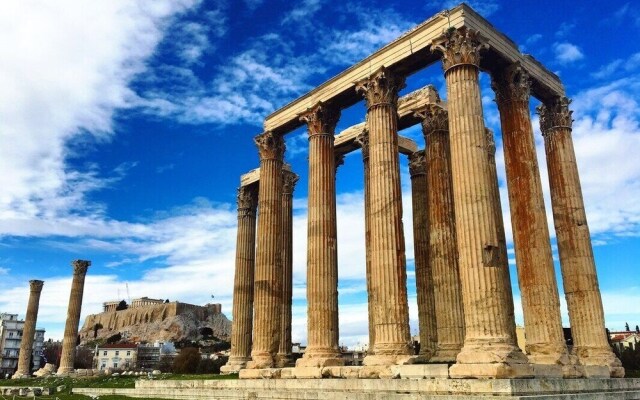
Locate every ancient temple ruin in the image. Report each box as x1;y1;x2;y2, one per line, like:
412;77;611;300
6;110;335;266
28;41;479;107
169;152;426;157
223;3;625;380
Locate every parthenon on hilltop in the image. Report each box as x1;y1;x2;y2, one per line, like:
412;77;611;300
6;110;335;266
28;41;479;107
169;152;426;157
222;3;625;381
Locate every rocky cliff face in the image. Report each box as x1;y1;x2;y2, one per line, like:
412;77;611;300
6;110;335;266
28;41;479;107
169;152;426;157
79;303;231;345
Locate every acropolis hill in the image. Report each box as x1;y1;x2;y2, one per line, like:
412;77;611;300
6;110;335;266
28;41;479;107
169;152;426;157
79;297;230;345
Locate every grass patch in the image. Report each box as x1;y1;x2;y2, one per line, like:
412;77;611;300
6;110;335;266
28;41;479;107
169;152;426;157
626;369;640;378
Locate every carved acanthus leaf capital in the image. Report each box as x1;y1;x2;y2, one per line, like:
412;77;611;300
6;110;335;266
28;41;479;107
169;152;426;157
408;150;427;177
355;66;406;109
299;102;341;136
537;96;573;135
355;129;370;160
282;170;299;195
254;131;285;161
415;104;449;134
237;185;258;214
29;280;44;292
72;260;91;276
432;27;488;72
491;62;531;106
485;128;496;157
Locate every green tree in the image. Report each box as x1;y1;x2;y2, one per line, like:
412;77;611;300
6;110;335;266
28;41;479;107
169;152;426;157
172;347;201;374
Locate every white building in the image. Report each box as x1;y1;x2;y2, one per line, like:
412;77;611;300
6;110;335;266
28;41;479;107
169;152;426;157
0;313;46;377
95;343;137;370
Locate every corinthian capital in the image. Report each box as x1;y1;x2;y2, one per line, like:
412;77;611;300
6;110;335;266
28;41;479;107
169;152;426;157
72;260;91;276
254;131;285;161
299;102;341;136
355;66;406;109
491;62;531;105
415;104;449;134
29;280;44;292
282;170;299;195
408;150;427;177
432;27;488;72
355;129;370;160
537;96;573;135
237;185;258;215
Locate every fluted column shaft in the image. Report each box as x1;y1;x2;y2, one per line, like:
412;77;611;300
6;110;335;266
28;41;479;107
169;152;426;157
277;171;298;367
538;97;624;377
223;185;258;373
417;104;465;363
493;65;571;375
356;131;375;354
14;280;44;378
485;129;517;340
433;28;531;378
297;102;343;367
248;131;285;369
58;260;90;374
409;151;437;360
357;67;413;365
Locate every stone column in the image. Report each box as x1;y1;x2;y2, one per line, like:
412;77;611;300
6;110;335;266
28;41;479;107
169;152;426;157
356;67;413;365
13;280;44;379
58;260;90;375
222;185;259;373
296;102;343;368
432;27;531;378
416;103;465;363
538;97;624;377
408;150;437;361
355;130;375;355
492;64;576;377
485;128;517;341
277;170;298;367
248;131;285;369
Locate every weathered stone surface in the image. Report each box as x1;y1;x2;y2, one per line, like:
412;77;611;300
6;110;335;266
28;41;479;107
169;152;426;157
538;97;624;378
224;184;258;372
248;131;285;369
493;63;570;377
296;103;343;368
13;280;44;379
239;368;282;379
393;364;449;379
58;260;90;375
416;100;465;363
433;28;531;378
356;67;413;366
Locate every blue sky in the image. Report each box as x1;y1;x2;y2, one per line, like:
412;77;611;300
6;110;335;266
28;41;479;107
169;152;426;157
1;0;639;347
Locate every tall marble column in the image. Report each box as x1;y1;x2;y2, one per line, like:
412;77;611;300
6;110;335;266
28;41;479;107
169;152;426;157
355;130;375;355
13;280;44;379
492;64;576;377
432;27;531;378
416;103;465;363
409;150;437;361
485;128;517;341
222;184;259;373
356;67;413;365
296;102;343;367
58;260;90;375
248;131;285;369
538;97;624;377
277;170;298;367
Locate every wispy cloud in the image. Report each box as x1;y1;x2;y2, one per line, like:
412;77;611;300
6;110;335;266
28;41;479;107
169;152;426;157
426;0;499;16
592;52;640;80
553;42;584;64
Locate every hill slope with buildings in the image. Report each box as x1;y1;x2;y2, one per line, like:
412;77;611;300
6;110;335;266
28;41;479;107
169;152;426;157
79;297;231;345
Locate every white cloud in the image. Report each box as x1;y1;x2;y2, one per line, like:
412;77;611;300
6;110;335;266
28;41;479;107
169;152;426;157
0;267;9;275
592;52;640;80
0;0;202;237
427;0;499;16
553;42;584;64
